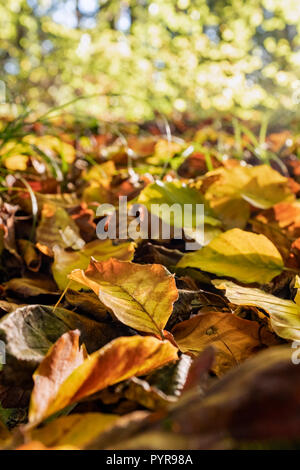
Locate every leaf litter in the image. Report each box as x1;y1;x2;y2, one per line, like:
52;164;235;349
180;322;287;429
0;116;300;449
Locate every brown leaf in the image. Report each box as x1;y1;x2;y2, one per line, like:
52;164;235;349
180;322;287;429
172;311;278;375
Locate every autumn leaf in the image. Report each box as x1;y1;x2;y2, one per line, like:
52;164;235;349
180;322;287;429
52;239;135;290
177;228;284;284
137;180;220;229
29;333;178;423
0;304;131;372
203;165;294;229
36;203;85;256
172;311;277;375
29;330;87;425
30;413;119;449
69;258;178;336
214;279;300;341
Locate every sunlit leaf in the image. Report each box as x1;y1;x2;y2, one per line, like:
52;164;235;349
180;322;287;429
204;165;294;229
177;228;284;284
214;279;300;341
29;333;178;423
52;239;135;290
69;258;178;336
137;180;220;229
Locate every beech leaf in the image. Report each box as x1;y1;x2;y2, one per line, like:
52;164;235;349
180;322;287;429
29;333;178;423
52;239;135;290
177;228;284;284
172;311;277;375
214;279;300;341
68;258;179;336
29;330;87;425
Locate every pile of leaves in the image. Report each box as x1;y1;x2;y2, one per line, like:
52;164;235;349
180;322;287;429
0;114;300;450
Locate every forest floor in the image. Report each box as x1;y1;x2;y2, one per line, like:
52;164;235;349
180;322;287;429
0;113;300;450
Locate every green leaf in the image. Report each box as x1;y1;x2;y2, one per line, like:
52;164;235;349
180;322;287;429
137;180;221;229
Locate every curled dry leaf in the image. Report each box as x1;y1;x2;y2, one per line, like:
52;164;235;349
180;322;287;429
69;258;179;336
17;240;41;272
177;228;284;284
29;333;178;424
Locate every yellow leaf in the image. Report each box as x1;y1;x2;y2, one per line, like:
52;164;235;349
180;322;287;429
177;228;284;284
52;239;135;290
69;258;178;335
204;165;294;229
4;154;29;171
214;279;300;341
31;413;118;448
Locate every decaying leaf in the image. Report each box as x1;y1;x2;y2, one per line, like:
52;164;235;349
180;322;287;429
0;304;131;373
69;258;178;336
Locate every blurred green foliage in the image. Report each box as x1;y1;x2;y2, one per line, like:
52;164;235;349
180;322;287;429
1;0;300;120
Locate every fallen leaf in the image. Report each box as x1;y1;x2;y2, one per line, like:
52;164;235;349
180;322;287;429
36;202;85;256
214;279;300;341
0;304;129;374
137;180;220;230
203;165;294;229
177;228;284;284
52;239;135;290
29;334;178;423
4;275;59;298
30;412;118;448
29;330;87;425
172;311;276;375
69;258;178;336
